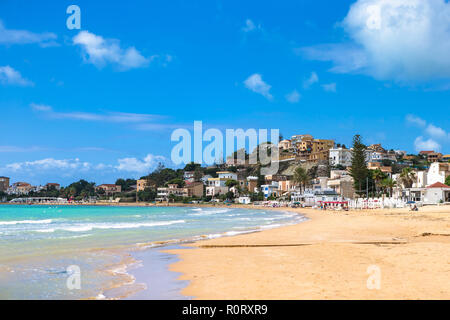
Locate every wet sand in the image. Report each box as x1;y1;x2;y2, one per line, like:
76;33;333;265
167;205;450;299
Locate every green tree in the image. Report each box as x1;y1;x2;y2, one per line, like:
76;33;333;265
445;175;450;186
293;166;310;193
399;167;417;188
193;169;203;182
225;179;238;188
184;162;201;172
349;135;369;196
115;178;137;192
380;178;397;197
166;178;185;187
372;169;387;195
138;188;157;202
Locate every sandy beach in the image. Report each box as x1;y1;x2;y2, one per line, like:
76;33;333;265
167;205;450;299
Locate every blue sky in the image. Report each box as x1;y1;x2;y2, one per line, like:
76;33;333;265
0;0;449;185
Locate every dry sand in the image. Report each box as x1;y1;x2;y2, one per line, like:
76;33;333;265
167;205;450;299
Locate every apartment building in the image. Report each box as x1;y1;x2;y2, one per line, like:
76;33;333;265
0;176;10;192
329;148;352;167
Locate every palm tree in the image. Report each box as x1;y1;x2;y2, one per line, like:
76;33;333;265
372;169;387;196
293;166;311;193
380;178;397;198
399;167;416;188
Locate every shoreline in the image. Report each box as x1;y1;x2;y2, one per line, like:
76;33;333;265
166;205;450;299
109;207;308;300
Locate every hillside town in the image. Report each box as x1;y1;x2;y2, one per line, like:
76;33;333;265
1;134;450;209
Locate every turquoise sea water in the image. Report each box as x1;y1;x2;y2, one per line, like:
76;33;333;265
0;205;306;299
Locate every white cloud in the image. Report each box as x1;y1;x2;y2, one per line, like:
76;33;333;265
73;31;150;70
425;124;447;139
243;73;273;100
0;20;57;46
0;66;33;86
115;154;166;173
5;158;91;172
300;0;450;84
322;83;337;92
407;114;449;151
31;103;161;123
242;19;261;32
406;114;427;127
414;136;441;152
303;72;319;88
285;90;301;103
2;154;166;176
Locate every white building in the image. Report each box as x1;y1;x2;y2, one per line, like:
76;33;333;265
427;162;450;186
365;151;397;163
217;171;238;180
200;174;213;185
260;181;279;198
329;148;352;167
423;182;450;204
291;188;343;206
238;196;251;204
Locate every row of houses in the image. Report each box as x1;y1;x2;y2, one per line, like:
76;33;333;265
0;179;61;195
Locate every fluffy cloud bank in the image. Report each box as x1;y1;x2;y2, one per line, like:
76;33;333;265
115;154;166;173
406;114;450;151
0;154;168;185
73;31;151;70
300;0;450;84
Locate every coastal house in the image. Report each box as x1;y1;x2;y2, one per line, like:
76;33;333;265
217;171;238;180
205;171;238;197
0;176;10;192
329;147;352;167
423;182;450;204
442;155;450;162
45;183;61;191
427;162;450;185
367;162;392;175
185;181;204;198
156;182;204;201
237;196;251;204
7;182;34;195
291;188;343;207
96;184;122;195
137;179;149;192
278;180;297;193
206;179;229;197
157;184;185;201
246;176;259;193
260;181;279;198
327;170;355;198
